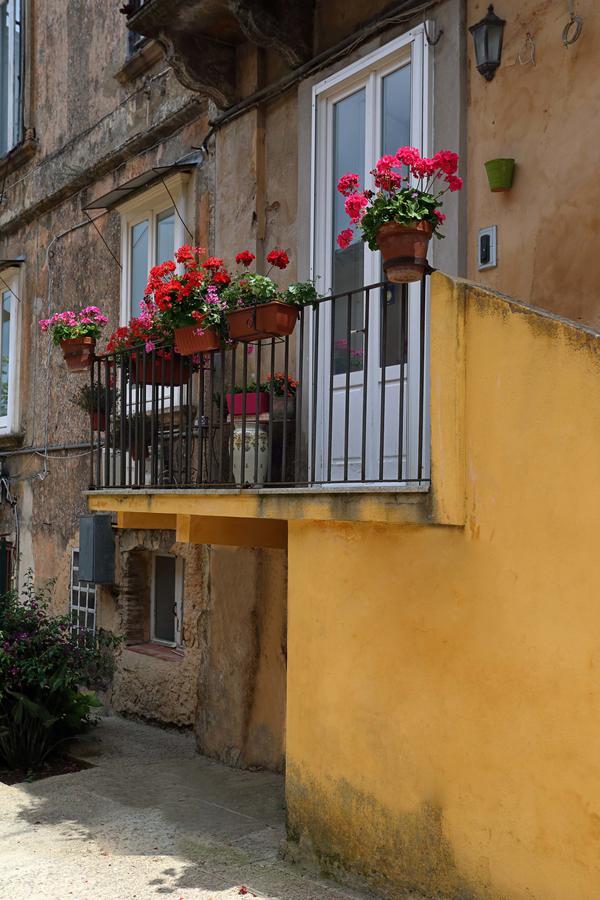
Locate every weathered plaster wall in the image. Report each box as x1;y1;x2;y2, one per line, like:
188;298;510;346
286;274;600;899
0;1;211;605
467;0;600;325
196;545;287;772
106;531;205;727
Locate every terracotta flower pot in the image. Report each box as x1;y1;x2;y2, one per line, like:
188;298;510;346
376;221;433;283
226;391;270;417
271;395;296;421
90;411;106;432
131;355;190;385
60;336;96;372
175;321;220;355
226;302;299;342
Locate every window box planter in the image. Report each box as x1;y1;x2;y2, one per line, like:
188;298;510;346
60;337;96;372
226;391;270;417
226;302;299;342
174;321;220;355
377;221;433;284
130;355;190;385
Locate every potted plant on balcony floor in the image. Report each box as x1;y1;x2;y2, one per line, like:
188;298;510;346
262;373;299;420
144;246;229;356
336;147;463;283
223;249;319;342
39;306;108;372
70;383;119;432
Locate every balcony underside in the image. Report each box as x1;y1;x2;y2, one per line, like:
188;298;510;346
125;0;313;106
87;485;432;547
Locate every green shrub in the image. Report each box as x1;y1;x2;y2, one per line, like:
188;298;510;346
0;574;119;772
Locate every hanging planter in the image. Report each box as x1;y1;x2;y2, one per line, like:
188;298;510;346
60;336;97;372
336;146;463;284
484;158;515;192
130;354;190;386
376;221;434;284
223;249;317;342
226;302;298;342
39;307;108;373
174;321;221;355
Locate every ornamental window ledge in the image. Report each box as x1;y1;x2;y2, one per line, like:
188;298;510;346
114;39;165;86
0;134;38;181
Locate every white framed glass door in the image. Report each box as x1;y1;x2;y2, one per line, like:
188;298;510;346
311;28;429;484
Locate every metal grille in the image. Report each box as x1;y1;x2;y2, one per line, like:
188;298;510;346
70;549;96;636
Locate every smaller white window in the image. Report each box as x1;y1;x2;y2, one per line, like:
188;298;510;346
70;549;97;636
0;266;20;435
151;553;183;647
119;174;190;323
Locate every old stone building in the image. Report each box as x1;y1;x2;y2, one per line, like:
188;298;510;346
2;0;600;897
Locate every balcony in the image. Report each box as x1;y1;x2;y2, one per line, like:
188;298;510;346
120;0;313;106
88;279;430;495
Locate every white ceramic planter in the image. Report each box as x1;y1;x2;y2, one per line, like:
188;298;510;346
232;421;269;485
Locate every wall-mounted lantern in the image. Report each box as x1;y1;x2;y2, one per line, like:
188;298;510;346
469;5;506;81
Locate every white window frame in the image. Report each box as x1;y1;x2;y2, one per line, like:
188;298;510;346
309;26;432;484
0;265;21;435
70;548;97;636
150;552;183;648
118;173;191;324
0;0;23;155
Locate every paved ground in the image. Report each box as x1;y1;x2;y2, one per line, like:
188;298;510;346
0;715;372;900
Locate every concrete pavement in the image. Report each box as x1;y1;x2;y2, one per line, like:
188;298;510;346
0;715;372;900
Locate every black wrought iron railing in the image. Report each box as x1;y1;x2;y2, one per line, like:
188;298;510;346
88;277;430;491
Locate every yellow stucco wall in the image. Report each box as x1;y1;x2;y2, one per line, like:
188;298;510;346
286;274;600;899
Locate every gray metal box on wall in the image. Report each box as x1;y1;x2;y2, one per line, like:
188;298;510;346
79;514;115;584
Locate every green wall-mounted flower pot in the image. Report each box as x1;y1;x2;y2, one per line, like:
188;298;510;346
484;158;515;192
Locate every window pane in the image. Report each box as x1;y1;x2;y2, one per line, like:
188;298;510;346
0;2;8;156
332;89;365;374
382;64;411;157
382;65;411;368
156;207;175;266
0;292;11;418
130;219;149;316
12;0;21;146
154;555;176;644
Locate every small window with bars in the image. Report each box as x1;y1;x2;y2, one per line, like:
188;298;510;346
70;548;96;636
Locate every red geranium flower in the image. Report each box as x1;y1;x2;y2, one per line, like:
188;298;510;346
266;249;289;270
337;228;354;249
337;173;360;196
212;270;231;286
446;174;463;192
202;256;224;270
235;250;256;267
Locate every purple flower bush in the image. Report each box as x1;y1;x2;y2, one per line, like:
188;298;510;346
0;573;120;772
